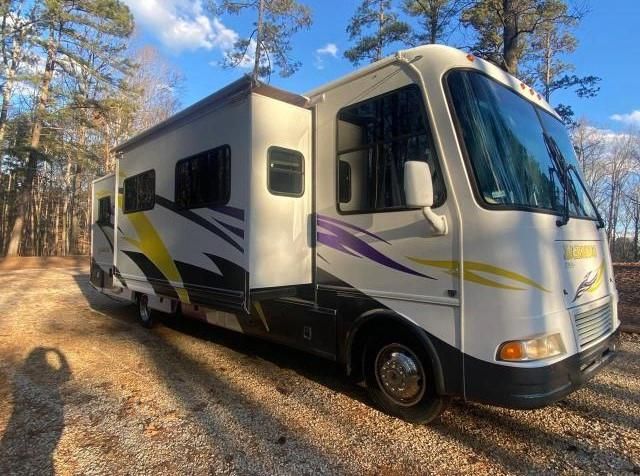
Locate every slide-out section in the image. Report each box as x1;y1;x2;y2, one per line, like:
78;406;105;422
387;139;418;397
90;174;115;290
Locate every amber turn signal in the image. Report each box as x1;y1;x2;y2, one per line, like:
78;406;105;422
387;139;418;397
499;341;525;361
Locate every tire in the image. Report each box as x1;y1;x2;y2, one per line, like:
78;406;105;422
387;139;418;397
364;330;444;424
137;294;155;328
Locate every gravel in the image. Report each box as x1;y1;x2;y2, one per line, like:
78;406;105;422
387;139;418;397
0;266;638;475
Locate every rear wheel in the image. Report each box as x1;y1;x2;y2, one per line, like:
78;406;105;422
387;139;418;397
364;331;444;424
137;294;154;328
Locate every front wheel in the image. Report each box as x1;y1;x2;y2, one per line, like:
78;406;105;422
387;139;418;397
137;294;154;328
364;332;444;424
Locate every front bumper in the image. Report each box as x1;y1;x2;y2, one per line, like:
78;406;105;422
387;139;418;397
464;328;620;409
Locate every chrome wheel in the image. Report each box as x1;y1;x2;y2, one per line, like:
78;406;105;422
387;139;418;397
374;343;426;407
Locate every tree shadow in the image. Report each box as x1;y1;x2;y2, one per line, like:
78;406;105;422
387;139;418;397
0;347;71;476
71;275;364;472
70;273;639;473
72;273;369;406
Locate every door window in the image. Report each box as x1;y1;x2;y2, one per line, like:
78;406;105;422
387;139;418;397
336;84;445;213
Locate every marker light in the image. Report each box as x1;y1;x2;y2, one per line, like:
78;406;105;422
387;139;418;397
497;333;566;362
466;54;475;62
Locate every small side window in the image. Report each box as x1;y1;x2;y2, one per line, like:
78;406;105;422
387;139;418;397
97;196;111;224
123;170;155;214
268;147;304;197
338;161;351;203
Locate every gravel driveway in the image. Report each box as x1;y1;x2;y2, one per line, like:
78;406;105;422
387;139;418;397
0;265;638;475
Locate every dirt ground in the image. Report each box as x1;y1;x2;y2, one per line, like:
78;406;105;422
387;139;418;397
0;263;638;475
614;264;640;331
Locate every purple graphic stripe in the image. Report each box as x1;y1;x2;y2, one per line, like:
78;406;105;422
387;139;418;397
317;231;361;258
317;219;434;280
317;214;390;245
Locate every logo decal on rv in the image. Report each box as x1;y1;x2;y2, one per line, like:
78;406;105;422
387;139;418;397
572;260;605;303
316;215;435;279
407;259;550;292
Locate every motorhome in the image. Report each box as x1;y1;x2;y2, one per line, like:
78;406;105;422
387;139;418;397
90;45;619;423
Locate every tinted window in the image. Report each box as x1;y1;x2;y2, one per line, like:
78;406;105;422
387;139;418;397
336;84;445;213
176;145;231;209
538;111;598;219
123;170;155;214
268;147;304;196
97;196;111;224
447;71;563;211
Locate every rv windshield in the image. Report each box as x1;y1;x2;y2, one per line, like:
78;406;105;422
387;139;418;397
447;70;598;220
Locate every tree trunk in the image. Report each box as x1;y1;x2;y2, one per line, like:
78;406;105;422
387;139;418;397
252;0;264;82
430;3;438;44
634;198;640;262
376;0;384;61
543;29;553;101
1;170;12;253
502;0;519;74
0;27;23;146
6;27;58;256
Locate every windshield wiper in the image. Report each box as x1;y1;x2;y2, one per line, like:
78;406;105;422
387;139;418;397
543;133;570;227
543;132;605;229
566;164;606;229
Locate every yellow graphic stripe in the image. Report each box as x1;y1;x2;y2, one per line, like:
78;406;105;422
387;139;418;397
120;198;189;304
587;261;605;294
407;258;550;292
95;190;111;199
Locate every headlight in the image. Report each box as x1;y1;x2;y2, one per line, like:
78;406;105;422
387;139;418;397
497;333;566;362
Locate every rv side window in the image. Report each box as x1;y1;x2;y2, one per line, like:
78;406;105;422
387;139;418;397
175;145;231;209
267;147;304;197
336;84;445;213
123;170;155;214
97;196;111;224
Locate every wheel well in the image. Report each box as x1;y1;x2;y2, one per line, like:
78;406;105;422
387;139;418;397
347;311;446;395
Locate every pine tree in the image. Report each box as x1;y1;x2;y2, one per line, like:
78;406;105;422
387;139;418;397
462;0;577;75
402;0;470;45
528;18;599;124
219;0;312;81
344;0;410;65
6;0;133;256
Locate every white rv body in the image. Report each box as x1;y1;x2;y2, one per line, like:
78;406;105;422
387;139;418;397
91;45;619;417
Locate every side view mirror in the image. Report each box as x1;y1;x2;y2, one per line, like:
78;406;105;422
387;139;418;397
404;160;434;208
404;161;448;235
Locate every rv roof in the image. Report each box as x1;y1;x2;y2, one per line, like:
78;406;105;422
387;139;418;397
114;76;308;154
115;45;558;154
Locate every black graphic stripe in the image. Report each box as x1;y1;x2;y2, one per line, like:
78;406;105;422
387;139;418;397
175;256;248;311
154;195;244;253
210;205;244;222
203;254;247;290
122;250;178;299
214;218;244;239
95;223;114;252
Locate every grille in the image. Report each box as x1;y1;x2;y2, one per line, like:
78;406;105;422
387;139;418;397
574;302;613;349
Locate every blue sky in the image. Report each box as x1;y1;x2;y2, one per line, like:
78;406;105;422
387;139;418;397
123;0;640;131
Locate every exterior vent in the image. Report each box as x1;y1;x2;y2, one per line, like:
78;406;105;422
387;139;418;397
574;302;613;350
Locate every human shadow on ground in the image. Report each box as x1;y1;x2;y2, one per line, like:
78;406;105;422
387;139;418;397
0;347;71;476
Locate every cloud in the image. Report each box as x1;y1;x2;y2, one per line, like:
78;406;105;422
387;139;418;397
314;43;338;70
123;0;238;53
316;43;338;58
610;110;640;127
